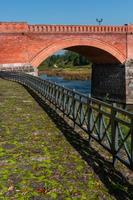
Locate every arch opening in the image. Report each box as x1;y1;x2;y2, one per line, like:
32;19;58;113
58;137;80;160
66;45;121;64
30;38;126;67
35;38;126;103
38;49;92;95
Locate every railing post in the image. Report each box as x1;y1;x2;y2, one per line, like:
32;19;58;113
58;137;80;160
98;104;103;141
111;103;117;165
131;118;133;169
62;86;65;117
87;95;92;142
72;89;76;128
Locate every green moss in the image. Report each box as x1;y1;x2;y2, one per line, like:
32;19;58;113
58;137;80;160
0;79;120;199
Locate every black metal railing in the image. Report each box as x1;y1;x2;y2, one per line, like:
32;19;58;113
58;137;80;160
0;71;133;170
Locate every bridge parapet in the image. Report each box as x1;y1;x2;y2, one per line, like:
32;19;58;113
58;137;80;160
0;22;28;33
28;24;129;33
0;22;133;33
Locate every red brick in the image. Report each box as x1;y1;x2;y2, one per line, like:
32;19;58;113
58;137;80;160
0;22;132;67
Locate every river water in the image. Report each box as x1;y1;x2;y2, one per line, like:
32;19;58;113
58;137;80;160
40;74;133;112
40;74;91;95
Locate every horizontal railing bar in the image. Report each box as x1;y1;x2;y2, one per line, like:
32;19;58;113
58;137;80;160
114;117;132;127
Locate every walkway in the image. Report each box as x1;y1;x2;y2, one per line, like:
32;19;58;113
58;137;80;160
0;79;132;199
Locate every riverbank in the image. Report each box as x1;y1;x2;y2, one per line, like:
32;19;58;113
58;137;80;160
0;78;112;199
38;67;92;80
0;78;132;199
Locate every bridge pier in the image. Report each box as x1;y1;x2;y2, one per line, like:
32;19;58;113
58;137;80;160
33;67;38;76
125;59;133;104
91;60;133;105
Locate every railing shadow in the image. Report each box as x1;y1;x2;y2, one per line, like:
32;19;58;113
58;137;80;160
25;86;133;200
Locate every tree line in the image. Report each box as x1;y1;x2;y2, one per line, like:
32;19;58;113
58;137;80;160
40;50;91;68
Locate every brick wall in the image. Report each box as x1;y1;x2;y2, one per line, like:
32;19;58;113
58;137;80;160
0;22;130;66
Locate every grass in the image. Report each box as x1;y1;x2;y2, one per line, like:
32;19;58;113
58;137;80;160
0;78;133;199
38;65;92;80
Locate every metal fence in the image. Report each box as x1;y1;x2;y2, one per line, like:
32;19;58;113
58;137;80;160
0;71;133;170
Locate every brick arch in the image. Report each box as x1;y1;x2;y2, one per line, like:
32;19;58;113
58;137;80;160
30;37;126;67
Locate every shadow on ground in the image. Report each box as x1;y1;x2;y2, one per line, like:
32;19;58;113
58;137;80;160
25;86;133;200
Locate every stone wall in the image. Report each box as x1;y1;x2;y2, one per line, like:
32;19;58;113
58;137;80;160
125;60;133;104
91;64;126;103
0;63;38;76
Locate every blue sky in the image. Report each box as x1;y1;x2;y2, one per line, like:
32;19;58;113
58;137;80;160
0;0;133;25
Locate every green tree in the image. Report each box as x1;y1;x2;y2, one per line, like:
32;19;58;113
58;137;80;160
39;50;90;69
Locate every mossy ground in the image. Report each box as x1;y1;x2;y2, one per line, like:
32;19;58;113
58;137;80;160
0;79;132;200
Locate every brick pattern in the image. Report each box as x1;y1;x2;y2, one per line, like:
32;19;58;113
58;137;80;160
1;22;133;34
28;25;128;33
0;22;130;66
0;22;28;33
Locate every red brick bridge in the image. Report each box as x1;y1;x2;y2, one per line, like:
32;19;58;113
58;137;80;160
0;22;133;104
